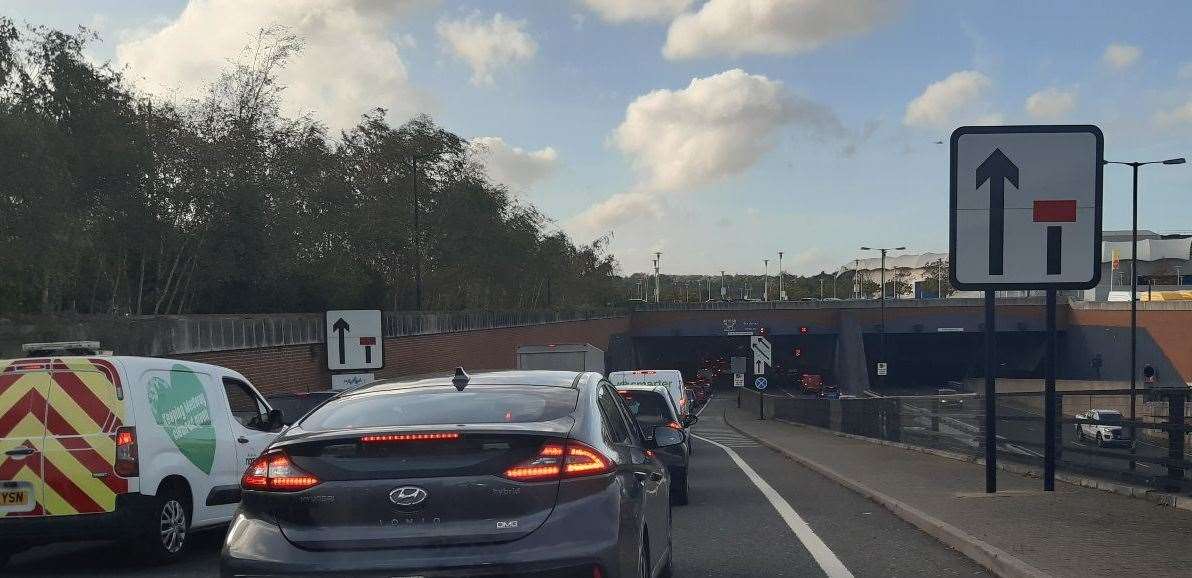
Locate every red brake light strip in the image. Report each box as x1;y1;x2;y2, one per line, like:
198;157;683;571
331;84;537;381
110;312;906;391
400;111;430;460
360;432;461;443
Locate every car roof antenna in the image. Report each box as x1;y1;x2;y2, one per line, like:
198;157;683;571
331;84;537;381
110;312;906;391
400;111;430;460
452;367;470;391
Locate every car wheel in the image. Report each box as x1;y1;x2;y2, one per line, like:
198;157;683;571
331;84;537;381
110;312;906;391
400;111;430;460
141;488;190;563
670;469;689;506
1097;435;1105;448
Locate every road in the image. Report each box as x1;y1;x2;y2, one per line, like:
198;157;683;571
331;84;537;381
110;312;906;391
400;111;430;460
4;398;988;577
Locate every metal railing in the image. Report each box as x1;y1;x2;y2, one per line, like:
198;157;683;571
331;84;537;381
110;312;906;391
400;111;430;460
753;387;1192;493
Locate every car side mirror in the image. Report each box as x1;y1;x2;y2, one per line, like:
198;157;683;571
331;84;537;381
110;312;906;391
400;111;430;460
267;408;285;430
681;415;699;427
652;425;685;448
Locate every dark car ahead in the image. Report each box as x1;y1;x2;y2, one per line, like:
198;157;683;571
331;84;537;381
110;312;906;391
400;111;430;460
265;390;339;426
614;385;694;505
222;369;679;578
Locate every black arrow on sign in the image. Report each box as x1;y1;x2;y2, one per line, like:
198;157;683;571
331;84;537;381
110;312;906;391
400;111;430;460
976;148;1019;276
331;318;350;366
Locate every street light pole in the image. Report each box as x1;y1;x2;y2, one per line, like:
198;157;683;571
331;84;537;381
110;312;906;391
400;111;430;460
763;259;770;301
778;251;785;300
862;246;906;386
1104;156;1185;468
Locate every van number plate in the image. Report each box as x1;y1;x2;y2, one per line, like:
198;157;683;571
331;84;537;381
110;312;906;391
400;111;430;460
0;482;33;513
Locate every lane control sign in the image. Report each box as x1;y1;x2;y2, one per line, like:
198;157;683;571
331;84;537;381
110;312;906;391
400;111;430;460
755;377;768;391
950;125;1103;290
751;336;772;375
326;310;384;371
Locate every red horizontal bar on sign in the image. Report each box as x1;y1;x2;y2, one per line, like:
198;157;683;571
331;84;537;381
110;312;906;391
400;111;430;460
359;336;376;345
1033;200;1077;222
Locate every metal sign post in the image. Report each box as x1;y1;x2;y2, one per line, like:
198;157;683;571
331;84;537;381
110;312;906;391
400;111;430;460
755;377;768;420
951;125;1103;493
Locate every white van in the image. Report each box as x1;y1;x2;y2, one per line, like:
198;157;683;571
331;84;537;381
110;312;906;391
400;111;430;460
0;356;283;566
608;369;689;416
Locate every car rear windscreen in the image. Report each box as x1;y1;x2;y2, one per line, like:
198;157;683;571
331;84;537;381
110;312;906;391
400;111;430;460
299;385;578;430
619;391;672;425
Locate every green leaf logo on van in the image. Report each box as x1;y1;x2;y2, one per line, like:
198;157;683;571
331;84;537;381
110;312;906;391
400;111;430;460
147;366;216;474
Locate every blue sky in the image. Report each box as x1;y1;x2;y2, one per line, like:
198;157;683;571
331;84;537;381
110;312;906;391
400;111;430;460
5;0;1192;275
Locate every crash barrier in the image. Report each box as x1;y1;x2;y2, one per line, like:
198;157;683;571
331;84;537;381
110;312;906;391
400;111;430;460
745;388;1192;494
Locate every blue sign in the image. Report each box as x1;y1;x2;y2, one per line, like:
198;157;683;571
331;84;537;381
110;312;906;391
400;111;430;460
754;377;768;390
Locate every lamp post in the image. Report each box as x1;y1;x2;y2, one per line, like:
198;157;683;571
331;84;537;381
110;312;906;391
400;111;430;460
1103;156;1185;467
763;259;770;301
778;251;785;300
861;246;906;386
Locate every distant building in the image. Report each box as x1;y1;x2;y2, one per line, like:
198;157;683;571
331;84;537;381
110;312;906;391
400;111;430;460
1091;230;1192;300
841;252;947;299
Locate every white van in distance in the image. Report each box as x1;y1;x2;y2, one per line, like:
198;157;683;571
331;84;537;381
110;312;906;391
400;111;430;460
607;369;689;416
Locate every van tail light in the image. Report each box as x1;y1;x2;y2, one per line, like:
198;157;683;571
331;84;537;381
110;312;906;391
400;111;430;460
503;441;613;481
114;426;138;477
242;451;320;492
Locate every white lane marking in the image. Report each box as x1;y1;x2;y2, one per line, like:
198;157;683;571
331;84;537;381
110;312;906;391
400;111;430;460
694;392;715;417
694;433;854;578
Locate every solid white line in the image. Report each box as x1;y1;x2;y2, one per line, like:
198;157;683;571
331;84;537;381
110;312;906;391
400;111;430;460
694;392;715;417
694;433;854;578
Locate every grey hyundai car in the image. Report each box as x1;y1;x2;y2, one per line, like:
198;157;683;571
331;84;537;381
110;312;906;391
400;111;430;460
221;369;680;578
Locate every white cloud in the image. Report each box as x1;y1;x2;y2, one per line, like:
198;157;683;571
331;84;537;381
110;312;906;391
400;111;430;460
1025;87;1077;120
568;68;842;240
470;136;559;189
614;68;840;192
115;0;426;131
1154;99;1192;127
436;12;536;86
580;0;695;23
1103;43;1141;70
663;0;901;60
903;70;993;128
567;191;665;242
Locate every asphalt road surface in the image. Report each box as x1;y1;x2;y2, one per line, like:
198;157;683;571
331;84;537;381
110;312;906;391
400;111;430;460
4;398;989;577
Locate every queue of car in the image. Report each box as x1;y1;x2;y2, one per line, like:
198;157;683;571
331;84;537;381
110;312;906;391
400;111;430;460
1;353;698;577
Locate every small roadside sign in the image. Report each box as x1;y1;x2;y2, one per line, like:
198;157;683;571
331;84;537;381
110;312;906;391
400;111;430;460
331;372;375;391
730;356;747;374
753;359;766;375
326;310;384;371
754;377;768;391
949;125;1103;290
733;373;744;388
876;362;888;376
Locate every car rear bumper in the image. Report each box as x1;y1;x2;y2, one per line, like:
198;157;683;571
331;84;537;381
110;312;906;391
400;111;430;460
221;483;628;578
0;493;155;546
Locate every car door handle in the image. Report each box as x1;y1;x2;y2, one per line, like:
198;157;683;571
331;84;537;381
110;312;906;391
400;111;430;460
5;447;34;457
634;471;648;481
237;436;249;444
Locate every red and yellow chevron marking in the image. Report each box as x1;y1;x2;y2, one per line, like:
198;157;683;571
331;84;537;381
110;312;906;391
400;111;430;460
0;358;128;518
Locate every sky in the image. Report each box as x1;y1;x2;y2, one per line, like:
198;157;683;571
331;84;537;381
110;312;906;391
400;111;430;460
5;0;1192;276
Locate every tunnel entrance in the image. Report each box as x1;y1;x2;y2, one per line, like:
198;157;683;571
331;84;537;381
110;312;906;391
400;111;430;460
861;331;1052;394
631;334;838;392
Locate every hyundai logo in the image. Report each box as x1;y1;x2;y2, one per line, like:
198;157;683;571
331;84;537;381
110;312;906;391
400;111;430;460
389;486;428;506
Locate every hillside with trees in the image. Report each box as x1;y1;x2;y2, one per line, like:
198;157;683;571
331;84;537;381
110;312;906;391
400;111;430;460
0;22;620;315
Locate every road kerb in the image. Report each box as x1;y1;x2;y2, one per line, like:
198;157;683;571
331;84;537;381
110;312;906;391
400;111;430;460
723;412;1051;578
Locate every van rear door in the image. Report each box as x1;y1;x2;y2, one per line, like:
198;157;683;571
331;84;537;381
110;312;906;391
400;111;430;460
41;358;128;516
0;360;51;518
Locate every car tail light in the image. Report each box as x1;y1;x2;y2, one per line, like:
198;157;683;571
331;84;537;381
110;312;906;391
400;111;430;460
360;432;460;443
242;451;320;492
503;441;613;481
665;420;683;430
114;426;138;477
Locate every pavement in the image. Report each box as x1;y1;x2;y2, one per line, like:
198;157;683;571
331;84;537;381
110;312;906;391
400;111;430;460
3;398;990;578
721;397;1192;578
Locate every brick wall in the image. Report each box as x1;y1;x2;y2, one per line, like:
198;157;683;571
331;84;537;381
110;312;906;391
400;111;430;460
175;317;629;395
